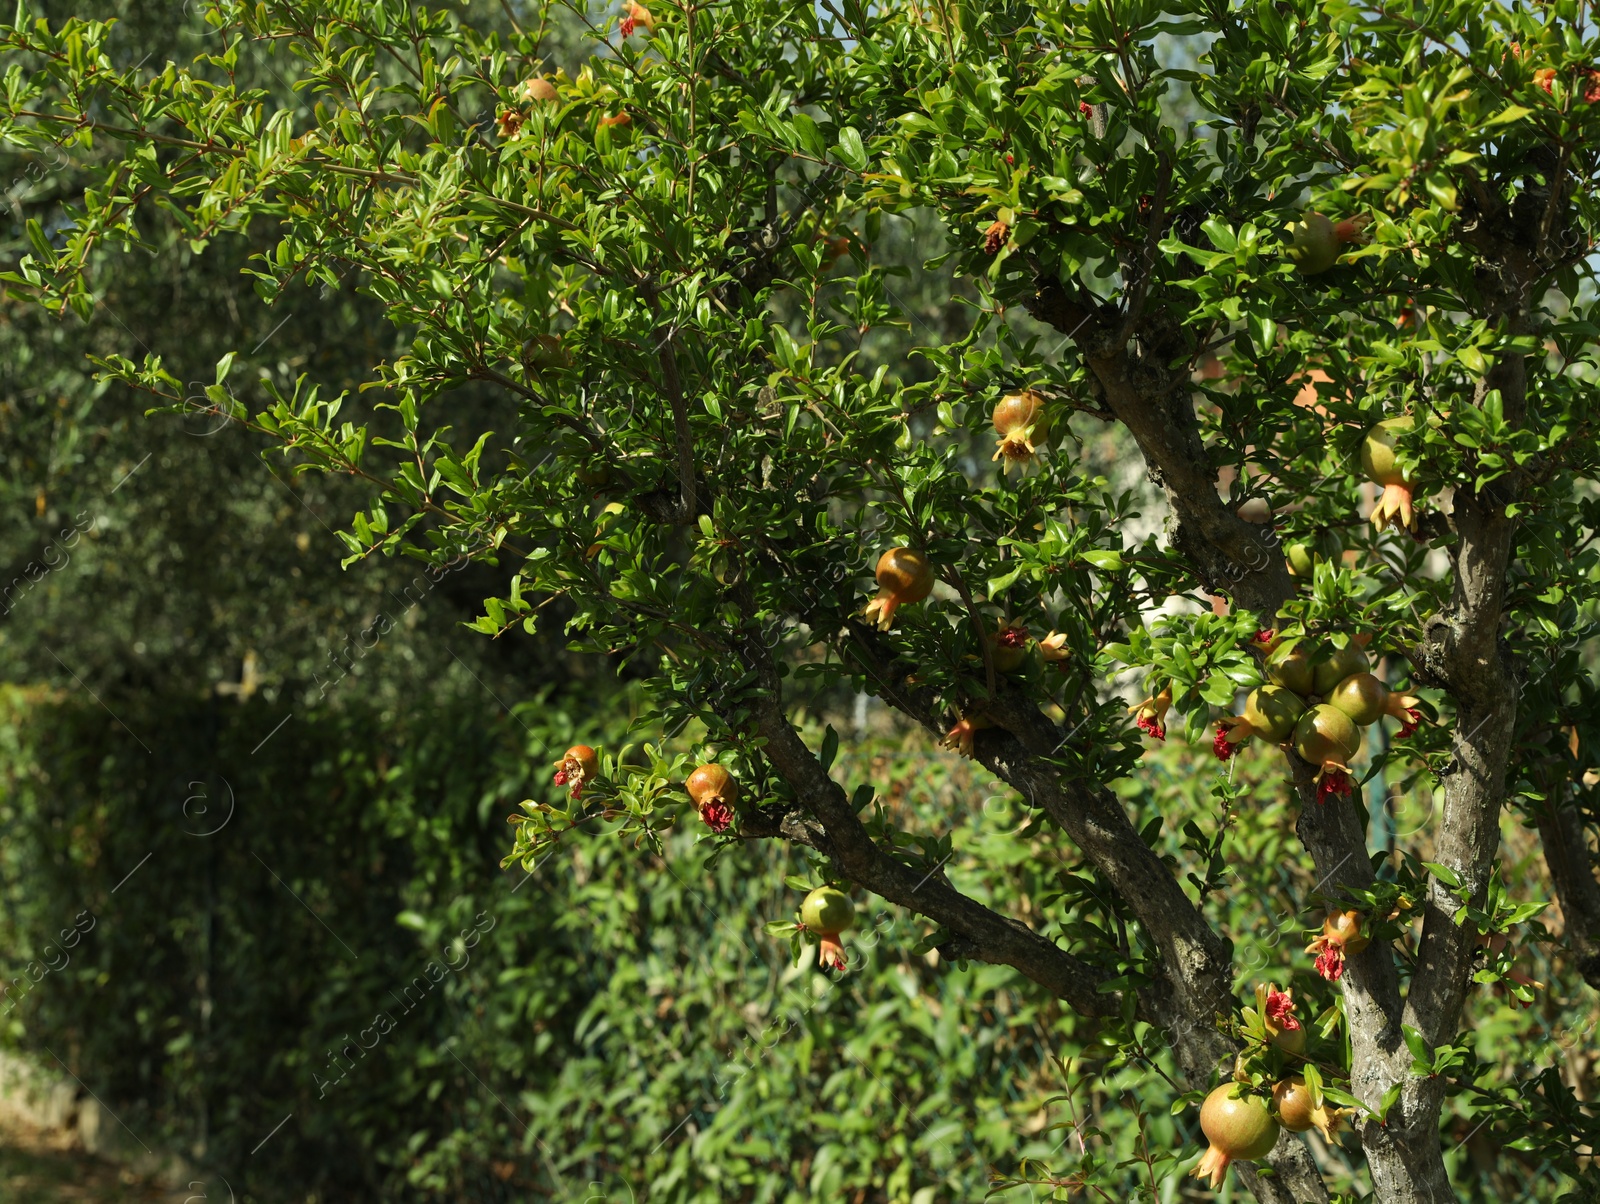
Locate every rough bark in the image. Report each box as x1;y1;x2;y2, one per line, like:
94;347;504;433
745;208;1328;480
1536;799;1600;990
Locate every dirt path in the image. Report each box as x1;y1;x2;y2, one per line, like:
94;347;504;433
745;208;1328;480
0;1113;183;1203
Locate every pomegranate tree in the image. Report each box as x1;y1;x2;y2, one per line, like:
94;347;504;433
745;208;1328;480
28;5;1592;1200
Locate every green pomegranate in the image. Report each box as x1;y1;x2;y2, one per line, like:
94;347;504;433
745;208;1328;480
1327;672;1389;726
1293;704;1361;769
801;886;856;972
1285;212;1365;276
801;886;855;934
1359;416;1413;485
1273;1077;1315;1132
1266;639;1318;697
1191;1083;1280;1188
1311;642;1369;696
1361;416;1419;531
1243;685;1306;744
1285;543;1315;578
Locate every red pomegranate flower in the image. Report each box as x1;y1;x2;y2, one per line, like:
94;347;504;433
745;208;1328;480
1264;987;1300;1032
1129;686;1172;741
1317;767;1353;804
1213;723;1239;761
1307;911;1370;982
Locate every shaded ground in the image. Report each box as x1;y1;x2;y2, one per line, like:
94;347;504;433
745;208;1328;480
0;1113;184;1203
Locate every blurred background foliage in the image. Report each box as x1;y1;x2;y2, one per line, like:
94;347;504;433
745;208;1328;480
0;1;1594;1202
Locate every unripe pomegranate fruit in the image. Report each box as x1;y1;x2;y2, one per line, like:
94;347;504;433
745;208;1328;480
1273;1077;1315;1131
1273;1075;1346;1139
800;886;855;972
1285;543;1315;578
686;763;738;833
991;389;1051;473
1266;639;1318;697
1293;704;1361;803
988;621;1031;673
1327;672;1388;726
1128;685;1173;741
864;547;935;630
1191;1084;1280;1188
1307;909;1369;981
518;77;559;103
1311;642;1369;695
1247;684;1306;742
1360;416;1417;532
1284;212;1366;275
553;744;599;798
1293;703;1359;767
523;334;572;374
598;112;632;131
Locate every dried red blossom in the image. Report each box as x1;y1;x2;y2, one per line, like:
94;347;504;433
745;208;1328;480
1317;767;1353;803
1213;723;1238;761
1264;987;1300;1031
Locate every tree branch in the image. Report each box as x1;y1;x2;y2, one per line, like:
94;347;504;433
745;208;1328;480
738;633;1124;1019
1024;275;1294;616
1535;795;1600;990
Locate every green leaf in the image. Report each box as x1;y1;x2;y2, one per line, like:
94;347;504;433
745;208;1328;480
835;126;867;171
1485;104;1532;126
1422;861;1462;890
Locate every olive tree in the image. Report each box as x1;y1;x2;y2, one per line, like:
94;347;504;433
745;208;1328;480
3;0;1598;1199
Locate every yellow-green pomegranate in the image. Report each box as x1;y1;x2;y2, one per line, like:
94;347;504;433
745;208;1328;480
1191;1084;1280;1188
1361;416;1418;531
1266;639;1318;697
1327;672;1388;726
1243;685;1307;743
1311;642;1369;695
1293;704;1361;769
